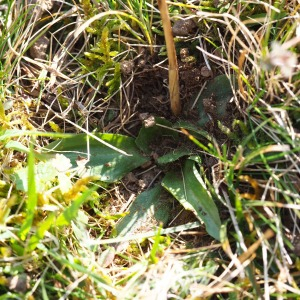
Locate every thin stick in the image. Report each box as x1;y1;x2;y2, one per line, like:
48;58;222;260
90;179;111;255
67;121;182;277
157;0;181;116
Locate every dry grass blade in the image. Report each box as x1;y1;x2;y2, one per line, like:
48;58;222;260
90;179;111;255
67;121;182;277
202;229;275;298
157;0;181;116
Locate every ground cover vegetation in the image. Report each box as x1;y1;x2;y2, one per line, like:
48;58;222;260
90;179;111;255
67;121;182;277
0;0;299;298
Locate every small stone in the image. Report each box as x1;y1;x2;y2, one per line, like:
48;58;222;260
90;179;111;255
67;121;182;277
29;35;49;60
120;60;134;75
137;59;146;68
180;48;197;64
200;66;213;78
7;274;30;293
143;115;156;128
180;48;189;60
138;179;146;189
172;19;197;36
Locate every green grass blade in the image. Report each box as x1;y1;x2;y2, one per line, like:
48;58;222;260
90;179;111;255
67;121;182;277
18;141;37;241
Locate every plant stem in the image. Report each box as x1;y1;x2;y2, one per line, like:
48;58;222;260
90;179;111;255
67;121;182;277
157;0;181;116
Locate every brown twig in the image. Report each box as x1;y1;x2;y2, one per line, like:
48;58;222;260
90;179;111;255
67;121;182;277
157;0;181;116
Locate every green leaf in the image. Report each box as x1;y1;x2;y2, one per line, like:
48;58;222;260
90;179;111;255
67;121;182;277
4;140;29;153
18;143;37;241
0;129;73;140
174;120;212;142
5;140;54;161
149;226;162;264
56;186;98;227
135;117;178;154
156;147;192;165
13;154;72;192
115;186;172;237
162;159;221;240
45;249;113;291
0;100;6;121
27;213;56;251
45;133;149;183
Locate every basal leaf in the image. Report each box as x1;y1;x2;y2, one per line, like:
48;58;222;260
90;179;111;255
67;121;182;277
162;159;221;240
45;133;149;183
174;120;212;142
156;148;192;165
115;186;172;237
135;117;178;154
